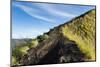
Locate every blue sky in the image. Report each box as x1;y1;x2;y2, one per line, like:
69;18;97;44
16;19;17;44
12;1;95;39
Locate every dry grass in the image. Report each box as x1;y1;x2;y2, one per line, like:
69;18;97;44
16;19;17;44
61;9;96;61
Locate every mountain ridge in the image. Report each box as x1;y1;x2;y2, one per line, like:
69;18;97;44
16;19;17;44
12;9;96;66
20;9;96;65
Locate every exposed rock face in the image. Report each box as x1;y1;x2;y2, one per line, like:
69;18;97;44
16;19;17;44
20;33;85;65
20;9;96;65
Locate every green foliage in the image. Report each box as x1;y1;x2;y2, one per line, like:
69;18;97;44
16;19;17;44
19;46;29;55
12;56;18;66
12;44;29;65
29;39;38;48
12;9;96;66
37;34;49;42
12;47;22;61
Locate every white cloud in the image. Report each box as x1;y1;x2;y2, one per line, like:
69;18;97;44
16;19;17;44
14;3;77;24
34;3;77;18
14;3;55;23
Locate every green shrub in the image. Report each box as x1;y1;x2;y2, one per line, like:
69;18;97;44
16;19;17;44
37;34;49;42
29;39;38;48
12;45;29;65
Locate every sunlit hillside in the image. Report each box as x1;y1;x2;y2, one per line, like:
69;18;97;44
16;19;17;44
61;9;96;60
12;9;96;66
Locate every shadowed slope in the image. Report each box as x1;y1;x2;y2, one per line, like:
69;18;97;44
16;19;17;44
20;9;96;66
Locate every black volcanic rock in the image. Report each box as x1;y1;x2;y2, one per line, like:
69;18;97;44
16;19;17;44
20;9;96;66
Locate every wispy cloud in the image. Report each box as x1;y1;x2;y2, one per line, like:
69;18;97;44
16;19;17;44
14;3;55;23
34;3;77;18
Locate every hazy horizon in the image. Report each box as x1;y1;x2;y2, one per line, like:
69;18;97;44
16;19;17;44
12;1;95;39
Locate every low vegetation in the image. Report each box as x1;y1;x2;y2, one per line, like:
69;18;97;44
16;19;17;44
12;9;96;66
12;34;49;65
61;10;96;60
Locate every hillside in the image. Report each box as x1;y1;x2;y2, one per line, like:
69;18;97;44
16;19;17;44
61;9;96;60
12;9;96;66
12;39;32;50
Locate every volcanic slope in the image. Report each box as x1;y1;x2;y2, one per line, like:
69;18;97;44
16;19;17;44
20;9;96;65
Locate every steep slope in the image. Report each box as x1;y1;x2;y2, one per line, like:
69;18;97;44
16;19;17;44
20;9;96;65
61;9;96;60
